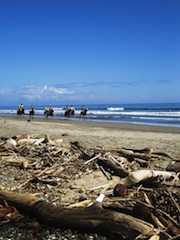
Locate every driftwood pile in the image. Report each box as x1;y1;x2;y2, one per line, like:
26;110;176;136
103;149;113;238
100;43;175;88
0;134;180;239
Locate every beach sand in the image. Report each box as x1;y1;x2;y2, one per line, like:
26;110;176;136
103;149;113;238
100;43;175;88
0;116;180;158
0;116;180;239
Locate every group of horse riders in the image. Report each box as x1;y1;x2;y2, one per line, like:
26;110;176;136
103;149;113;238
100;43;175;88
17;104;88;119
64;105;75;118
64;105;88;118
17;104;35;118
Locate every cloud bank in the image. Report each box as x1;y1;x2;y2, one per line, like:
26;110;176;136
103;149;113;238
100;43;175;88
0;79;173;105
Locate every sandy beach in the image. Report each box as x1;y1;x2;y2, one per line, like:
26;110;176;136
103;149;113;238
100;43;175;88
0;116;180;158
0;116;180;239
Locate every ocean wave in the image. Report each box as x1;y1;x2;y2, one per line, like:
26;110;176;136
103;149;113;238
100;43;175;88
124;107;180;111
88;110;180;117
107;107;124;111
122;111;180;117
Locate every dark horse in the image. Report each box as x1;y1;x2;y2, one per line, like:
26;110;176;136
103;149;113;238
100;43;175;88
80;108;88;118
64;108;75;119
44;109;54;118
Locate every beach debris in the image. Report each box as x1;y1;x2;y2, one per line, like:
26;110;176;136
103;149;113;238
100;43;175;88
0;134;179;239
3;138;17;149
0;190;154;239
119;169;176;187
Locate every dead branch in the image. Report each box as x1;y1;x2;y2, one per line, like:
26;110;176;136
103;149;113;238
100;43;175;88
0;190;154;239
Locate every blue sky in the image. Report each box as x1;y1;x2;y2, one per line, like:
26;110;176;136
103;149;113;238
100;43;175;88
0;0;180;106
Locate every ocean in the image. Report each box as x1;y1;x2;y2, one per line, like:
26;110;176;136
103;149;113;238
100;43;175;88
0;103;180;128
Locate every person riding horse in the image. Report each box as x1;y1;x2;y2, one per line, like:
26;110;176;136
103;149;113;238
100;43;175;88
29;105;35;119
64;105;75;118
17;104;25;116
80;106;88;117
44;105;54;118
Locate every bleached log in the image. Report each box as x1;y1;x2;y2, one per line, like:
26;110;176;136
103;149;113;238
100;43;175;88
0;190;154;239
49;139;63;145
4;138;17;149
43;135;63;145
17;138;45;145
120;170;176;187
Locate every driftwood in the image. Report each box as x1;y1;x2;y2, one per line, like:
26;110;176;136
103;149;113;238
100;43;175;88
119;169;176;187
97;158;128;178
0;190;154;239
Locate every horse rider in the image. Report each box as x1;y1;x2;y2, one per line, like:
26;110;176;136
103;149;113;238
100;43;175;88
66;105;70;111
49;105;54;115
20;103;24;111
20;104;25;114
81;105;85;112
29;105;34;117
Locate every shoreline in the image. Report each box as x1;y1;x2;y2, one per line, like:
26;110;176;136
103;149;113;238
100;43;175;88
1;115;180;134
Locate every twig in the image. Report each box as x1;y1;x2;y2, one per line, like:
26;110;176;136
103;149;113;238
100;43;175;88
99;165;112;180
35;163;61;177
110;155;124;167
172;172;180;183
17;178;34;189
84;153;101;164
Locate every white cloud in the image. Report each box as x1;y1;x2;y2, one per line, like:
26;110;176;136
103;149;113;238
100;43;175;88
21;85;74;100
0;85;75;101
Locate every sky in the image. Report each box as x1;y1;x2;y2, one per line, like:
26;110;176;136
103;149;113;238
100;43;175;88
0;0;180;106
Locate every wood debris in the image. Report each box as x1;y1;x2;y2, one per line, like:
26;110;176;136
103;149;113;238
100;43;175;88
0;134;180;240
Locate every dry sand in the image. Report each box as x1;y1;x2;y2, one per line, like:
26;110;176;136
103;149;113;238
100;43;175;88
1;116;180;158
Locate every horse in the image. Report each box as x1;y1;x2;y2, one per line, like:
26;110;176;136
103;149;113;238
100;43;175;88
44;109;54;118
80;108;88;118
64;108;75;119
